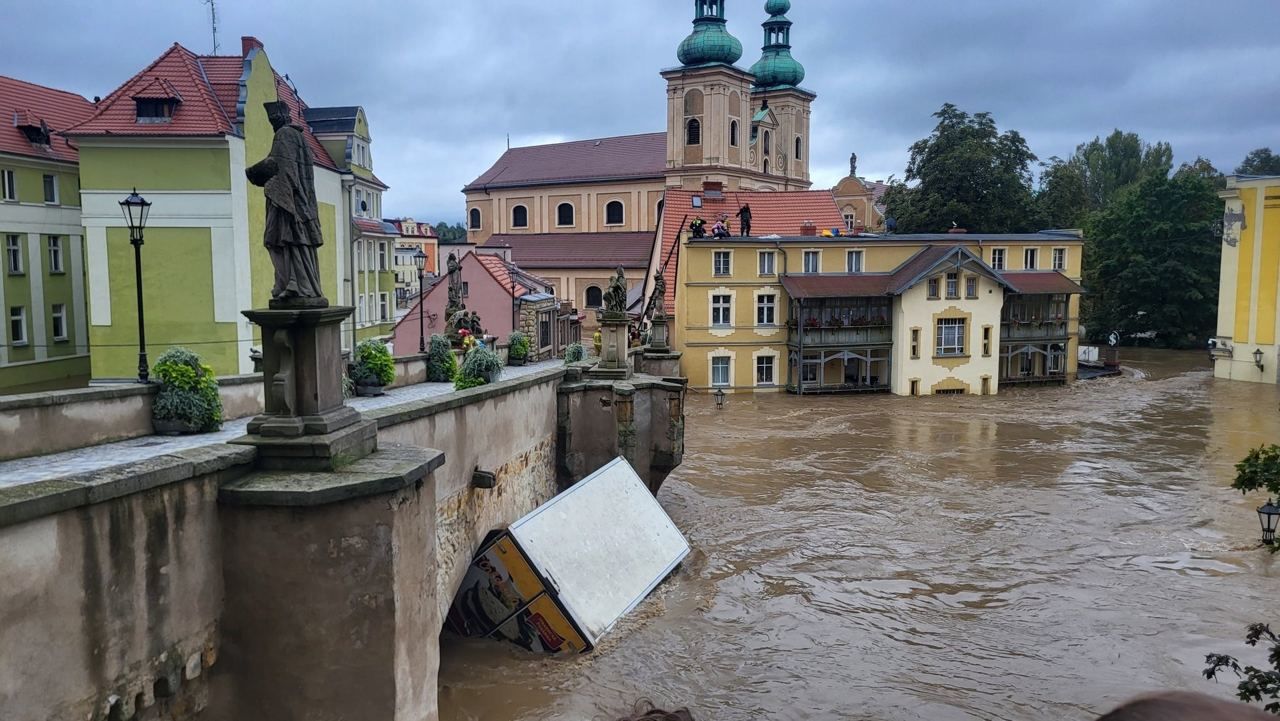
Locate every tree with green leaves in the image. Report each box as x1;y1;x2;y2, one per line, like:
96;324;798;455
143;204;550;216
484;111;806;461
1205;623;1280;715
1175;156;1227;190
1034;156;1090;229
433;221;468;244
1236;148;1280;176
1072;130;1173;212
880;103;1038;233
1083;172;1221;346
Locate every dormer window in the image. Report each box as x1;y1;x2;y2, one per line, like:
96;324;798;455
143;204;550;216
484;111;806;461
14;114;50;146
132;77;182;124
136;99;178;123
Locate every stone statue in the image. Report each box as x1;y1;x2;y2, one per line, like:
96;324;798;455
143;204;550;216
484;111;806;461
849;151;858;178
246;101;325;305
603;266;628;317
651;269;666;319
445;253;463;315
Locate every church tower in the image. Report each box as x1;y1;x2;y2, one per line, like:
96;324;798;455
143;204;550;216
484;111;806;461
748;0;814;189
661;0;758;191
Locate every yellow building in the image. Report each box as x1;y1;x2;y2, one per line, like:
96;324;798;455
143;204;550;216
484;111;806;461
1213;174;1280;382
658;188;1085;395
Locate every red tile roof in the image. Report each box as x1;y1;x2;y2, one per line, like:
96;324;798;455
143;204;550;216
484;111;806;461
658;189;845;312
474;253;554;297
781;274;894;299
999;271;1085;295
485;232;653;269
198;56;247;129
464;132;666;191
0;75;96;164
67;44;235;137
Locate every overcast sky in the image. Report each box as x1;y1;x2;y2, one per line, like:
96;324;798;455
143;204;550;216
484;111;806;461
5;1;1278;222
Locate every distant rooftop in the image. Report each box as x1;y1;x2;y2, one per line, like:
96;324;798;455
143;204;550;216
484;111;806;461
464;132;666;191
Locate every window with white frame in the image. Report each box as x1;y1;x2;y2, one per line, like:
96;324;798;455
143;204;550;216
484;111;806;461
51;303;66;341
1052;247;1066;271
48;236;63;273
711;356;730;386
965;275;978;299
512;205;529;228
756;355;775;385
42;174;58;204
844;213;856;231
936;318;966;356
585;285;603;308
910;328;920;359
756;294;776;325
711;294;732;326
605;200;624;225
846;249;864;273
9;306;26;345
469;208;481;230
713;251;731;276
801;358;818;383
1024;247;1038;270
556;203;575;227
378;242;388;271
357;295;366;323
1;169;15;201
945;272;959;299
5;235;21;274
379;293;389;321
758;251;775;276
803;250;819;273
927;277;940;299
990;248;1005;270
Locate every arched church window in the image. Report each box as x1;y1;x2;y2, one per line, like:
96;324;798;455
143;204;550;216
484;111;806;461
795;136;803;162
764;158;770;175
557;203;575;227
511;205;528;228
585;286;603;308
686;118;701;146
730;120;739;147
606;200;625;225
468;207;481;230
763;131;771;157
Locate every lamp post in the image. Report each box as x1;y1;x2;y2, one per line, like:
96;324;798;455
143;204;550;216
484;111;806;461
119;189;152;383
714;388;726;409
1258;499;1280;545
1254;348;1265;371
413;248;428;353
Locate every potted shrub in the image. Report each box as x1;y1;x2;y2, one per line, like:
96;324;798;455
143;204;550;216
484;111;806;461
455;347;503;390
426;334;457;382
352;339;395;396
152;347;223;435
564;342;585;364
507;330;530;366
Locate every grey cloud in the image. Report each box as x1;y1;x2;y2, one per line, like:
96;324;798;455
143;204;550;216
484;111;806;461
4;0;1277;220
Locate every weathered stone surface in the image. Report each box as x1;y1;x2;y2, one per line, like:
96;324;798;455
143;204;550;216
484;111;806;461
230;418;377;472
366;367;565;429
218;447;444;507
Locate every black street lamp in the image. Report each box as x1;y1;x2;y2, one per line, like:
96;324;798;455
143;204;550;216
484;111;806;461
1254;348;1265;371
714;388;726;409
414;248;428;353
1258;499;1280;545
119;189;152;383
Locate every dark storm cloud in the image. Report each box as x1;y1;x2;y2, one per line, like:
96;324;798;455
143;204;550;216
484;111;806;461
5;1;1277;221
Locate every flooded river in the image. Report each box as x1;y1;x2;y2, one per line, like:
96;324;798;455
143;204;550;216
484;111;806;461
440;350;1280;720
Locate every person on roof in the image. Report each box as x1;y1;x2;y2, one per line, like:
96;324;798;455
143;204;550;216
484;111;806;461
711;214;731;238
736;204;752;237
690;216;706;238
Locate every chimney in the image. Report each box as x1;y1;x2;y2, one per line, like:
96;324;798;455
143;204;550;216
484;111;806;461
800;220;817;237
241;36;264;57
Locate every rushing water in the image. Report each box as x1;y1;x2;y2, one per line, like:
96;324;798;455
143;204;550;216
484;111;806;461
439;350;1280;721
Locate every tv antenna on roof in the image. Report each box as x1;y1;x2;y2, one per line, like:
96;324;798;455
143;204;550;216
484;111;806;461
201;0;220;54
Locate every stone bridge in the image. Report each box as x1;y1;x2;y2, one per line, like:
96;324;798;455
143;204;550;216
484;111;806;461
0;363;685;721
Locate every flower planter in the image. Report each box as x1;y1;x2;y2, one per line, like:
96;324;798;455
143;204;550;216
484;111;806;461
355;383;385;397
486;370;502;384
153;417;207;436
508;356;527;367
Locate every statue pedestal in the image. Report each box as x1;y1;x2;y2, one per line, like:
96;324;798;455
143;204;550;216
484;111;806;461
588;314;632;380
232;306;376;470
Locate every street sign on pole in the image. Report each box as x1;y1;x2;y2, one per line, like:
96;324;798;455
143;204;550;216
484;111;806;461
1108;331;1120;347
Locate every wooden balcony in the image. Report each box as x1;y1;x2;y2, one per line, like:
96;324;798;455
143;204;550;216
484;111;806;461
790;324;893;348
1000;320;1070;341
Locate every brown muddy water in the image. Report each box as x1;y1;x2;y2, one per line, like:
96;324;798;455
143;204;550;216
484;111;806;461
439;350;1280;721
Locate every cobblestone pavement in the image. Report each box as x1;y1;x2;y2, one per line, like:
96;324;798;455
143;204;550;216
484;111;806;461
0;360;562;488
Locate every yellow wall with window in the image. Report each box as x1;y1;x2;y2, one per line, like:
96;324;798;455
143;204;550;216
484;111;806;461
1215;176;1280;382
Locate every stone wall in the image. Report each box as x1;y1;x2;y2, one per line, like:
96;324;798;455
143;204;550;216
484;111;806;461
0;376;262;462
0;446;252;721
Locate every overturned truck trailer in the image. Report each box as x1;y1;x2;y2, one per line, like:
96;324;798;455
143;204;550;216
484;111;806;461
446;457;690;653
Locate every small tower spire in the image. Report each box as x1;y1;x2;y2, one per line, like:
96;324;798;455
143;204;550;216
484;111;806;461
677;0;743;67
749;0;806;90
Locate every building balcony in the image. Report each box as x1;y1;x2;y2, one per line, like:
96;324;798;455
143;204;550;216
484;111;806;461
1000;319;1070;341
789;324;893;348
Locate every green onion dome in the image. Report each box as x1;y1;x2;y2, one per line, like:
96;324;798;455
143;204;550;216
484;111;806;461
750;0;805;89
677;1;744;66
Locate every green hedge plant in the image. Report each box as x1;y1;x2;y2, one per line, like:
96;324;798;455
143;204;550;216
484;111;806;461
426;334;457;382
564;342;585;364
508;331;531;361
454;347;502;390
353;339;396;387
152;347;222;433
